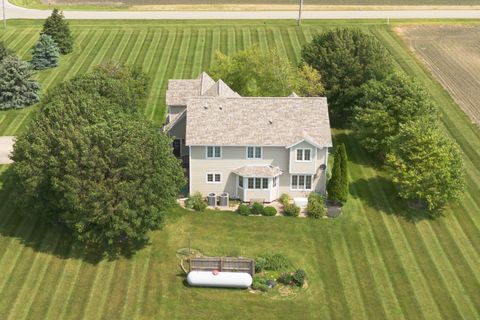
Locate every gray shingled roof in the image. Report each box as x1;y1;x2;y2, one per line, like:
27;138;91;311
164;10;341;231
185;96;332;147
232;165;283;177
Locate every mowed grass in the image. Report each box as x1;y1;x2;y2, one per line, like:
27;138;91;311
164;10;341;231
0;20;479;319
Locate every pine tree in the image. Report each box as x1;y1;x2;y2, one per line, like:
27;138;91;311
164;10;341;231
0;41;14;62
338;143;349;203
327;145;343;204
41;9;73;55
0;55;40;110
31;34;60;70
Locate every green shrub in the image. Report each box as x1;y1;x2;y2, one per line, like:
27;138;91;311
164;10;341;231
185;192;207;211
279;193;290;206
236;204;251;216
258;252;291;271
307;193;326;219
251;202;264;215
255;257;267;272
262;206;277;216
277;272;293;285
283;203;300;217
252;275;269;292
292;269;306;287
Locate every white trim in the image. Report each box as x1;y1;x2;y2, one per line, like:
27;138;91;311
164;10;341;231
188;146;192;195
290;174;313;191
205;146;222;159
295;148;313;162
286;138;323;149
245;146;263;159
206;172;222;184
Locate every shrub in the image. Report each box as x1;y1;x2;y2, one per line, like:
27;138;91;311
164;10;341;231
255;257;267;272
307;193;326;219
277;272;293;285
258;252;291;271
292;269;307;287
283;203;300;217
262;206;277;216
236;204;251;216
252;275;269;292
279;193;290;206
251;202;264;215
185;192;207;211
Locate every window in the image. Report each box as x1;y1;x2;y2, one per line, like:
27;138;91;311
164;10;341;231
296;148;312;162
206;146;221;159
239;176;244;188
247;146;262;159
291;175;313;190
246;177;269;189
206;173;221;183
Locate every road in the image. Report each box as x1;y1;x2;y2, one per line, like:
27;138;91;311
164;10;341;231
2;0;480;20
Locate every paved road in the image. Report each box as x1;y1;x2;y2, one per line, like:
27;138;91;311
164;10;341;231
0;137;14;165
3;1;480;20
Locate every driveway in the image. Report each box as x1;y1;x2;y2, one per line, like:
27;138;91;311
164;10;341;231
0;137;14;165
3;0;480;20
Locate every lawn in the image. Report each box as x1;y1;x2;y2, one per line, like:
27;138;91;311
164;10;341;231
0;20;479;319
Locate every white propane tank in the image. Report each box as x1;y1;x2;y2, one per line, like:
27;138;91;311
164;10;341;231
187;270;253;289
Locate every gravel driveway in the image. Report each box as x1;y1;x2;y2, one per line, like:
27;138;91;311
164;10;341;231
0;137;15;165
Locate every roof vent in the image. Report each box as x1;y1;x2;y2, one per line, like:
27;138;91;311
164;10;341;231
268;120;273;125
204;106;208;110
219;107;223;110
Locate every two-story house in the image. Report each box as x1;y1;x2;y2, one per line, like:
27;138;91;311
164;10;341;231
163;72;332;203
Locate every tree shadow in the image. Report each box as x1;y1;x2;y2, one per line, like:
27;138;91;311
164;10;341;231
0;166;149;264
349;175;434;223
333;131;384;169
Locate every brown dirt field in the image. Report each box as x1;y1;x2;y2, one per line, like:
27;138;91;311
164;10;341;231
396;25;480;126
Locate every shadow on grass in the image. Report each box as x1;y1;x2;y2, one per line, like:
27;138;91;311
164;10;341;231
333;131;384;169
349;175;433;223
0;167;149;264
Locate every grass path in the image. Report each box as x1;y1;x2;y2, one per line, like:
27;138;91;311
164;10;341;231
0;20;479;319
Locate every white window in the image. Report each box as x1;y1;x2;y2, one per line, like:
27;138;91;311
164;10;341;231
206;173;221;184
246;146;262;159
246;177;269;189
296;148;312;162
206;146;221;159
291;175;312;190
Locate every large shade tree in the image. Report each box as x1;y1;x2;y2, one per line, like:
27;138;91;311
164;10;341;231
353;72;438;157
11;63;185;254
0;55;40;110
301;28;393;124
31;34;60;70
41;9;73;54
386;121;465;214
209;46;324;97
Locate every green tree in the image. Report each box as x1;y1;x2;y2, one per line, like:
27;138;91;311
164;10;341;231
386;121;465;214
0;55;40;110
301;28;393;123
41;9;73;54
0;41;14;62
295;64;325;97
11;65;185;254
327;145;346;204
338;143;349;203
210;46;301;97
31;34;60;70
353;73;437;157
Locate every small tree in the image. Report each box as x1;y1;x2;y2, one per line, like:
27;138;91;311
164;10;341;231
0;41;14;62
386;121;465;214
338;144;349;203
41;9;73;54
31;34;60;70
301;28;393;123
295;64;325;97
0;55;40;110
327;145;343;204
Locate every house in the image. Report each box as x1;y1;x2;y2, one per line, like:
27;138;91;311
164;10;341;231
163;72;332;203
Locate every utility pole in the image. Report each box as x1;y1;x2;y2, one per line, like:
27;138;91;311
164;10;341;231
2;0;6;29
297;0;303;26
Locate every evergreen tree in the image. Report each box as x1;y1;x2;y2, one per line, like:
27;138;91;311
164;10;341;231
327;145;343;204
31;34;60;70
41;9;73;55
0;55;40;110
0;41;14;62
338;143;349;203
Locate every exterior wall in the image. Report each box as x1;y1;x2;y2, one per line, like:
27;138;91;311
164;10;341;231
289;141;318;174
168;115;188;157
189;145;329;201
